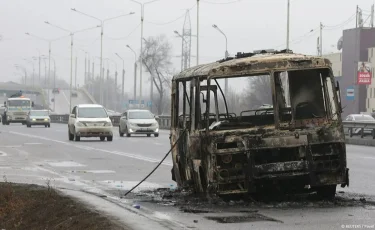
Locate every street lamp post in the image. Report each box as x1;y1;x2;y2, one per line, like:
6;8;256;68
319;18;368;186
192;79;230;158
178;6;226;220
25;32;67;107
197;0;200;66
44;21;100;112
286;0;290;50
15;65;27;85
126;45;138;101
212;24;229;95
130;0;160;101
115;53;125;112
106;58;117;108
23;59;35;85
71;8;134;106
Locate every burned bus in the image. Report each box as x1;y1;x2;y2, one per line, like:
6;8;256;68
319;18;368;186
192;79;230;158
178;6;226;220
170;50;349;199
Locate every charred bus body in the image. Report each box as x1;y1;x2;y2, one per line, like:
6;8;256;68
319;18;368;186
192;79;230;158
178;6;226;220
170;50;349;199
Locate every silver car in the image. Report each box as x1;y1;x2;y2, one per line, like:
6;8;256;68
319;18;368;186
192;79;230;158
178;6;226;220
119;109;159;137
345;114;375;136
26;110;51;128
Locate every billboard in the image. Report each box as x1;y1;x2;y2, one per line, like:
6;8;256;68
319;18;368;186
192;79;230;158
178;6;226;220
357;62;372;85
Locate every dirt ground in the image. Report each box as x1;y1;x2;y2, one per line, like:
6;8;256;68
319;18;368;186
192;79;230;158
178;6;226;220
0;182;129;230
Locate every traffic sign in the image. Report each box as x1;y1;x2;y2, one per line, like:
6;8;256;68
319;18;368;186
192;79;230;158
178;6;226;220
346;86;354;101
147;101;152;107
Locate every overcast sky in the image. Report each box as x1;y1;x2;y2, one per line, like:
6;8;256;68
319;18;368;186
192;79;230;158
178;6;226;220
0;0;372;97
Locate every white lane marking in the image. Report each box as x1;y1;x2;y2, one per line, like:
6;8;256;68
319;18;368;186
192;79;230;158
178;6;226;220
72;170;116;174
24;143;43;145
347;156;375;160
62;90;70;105
0;145;22;148
8;131;173;166
48;161;86;167
0;151;8;157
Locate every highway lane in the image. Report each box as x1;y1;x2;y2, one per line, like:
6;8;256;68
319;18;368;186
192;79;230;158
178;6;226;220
0;123;173;188
1;123;375;229
49;89;93;114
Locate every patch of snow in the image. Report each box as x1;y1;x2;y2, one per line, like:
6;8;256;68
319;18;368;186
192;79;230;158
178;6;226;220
47;161;86;167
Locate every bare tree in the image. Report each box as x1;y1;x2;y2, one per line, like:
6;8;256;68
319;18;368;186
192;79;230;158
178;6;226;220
141;35;173;115
241;75;272;109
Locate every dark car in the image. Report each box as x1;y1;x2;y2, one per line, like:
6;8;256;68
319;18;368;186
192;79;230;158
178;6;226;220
52;88;60;94
71;91;78;97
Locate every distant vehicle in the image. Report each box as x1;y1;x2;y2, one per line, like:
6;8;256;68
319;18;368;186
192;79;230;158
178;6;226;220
119;109;159;137
345;114;375;136
0;106;4;123
26;110;50;128
71;91;78;97
3;95;34;125
68;104;113;142
52;88;60;94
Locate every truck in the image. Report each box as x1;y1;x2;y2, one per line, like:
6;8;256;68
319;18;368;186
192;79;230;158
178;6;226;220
2;92;34;125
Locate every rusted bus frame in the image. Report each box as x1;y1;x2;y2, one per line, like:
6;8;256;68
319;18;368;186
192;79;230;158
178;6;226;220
205;68;339;132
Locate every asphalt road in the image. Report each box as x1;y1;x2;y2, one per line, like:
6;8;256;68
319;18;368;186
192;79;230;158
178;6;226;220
0;123;375;230
49;89;93;114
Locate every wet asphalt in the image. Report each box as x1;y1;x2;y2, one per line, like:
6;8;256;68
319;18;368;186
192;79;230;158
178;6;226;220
0;123;375;230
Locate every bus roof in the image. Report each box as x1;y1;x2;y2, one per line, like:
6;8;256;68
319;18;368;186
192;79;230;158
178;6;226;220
173;51;332;81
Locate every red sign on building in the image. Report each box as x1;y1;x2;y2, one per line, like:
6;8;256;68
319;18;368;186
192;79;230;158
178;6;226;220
357;62;372;85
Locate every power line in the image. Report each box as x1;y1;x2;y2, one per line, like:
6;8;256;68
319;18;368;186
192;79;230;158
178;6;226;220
145;4;196;25
273;27;318;49
104;23;141;40
323;13;356;30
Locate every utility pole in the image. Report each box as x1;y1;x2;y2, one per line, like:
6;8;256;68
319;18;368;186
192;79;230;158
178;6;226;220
48;42;51;107
319;22;323;56
91;62;95;96
197;0;200;66
286;0;290;50
84;55;87;84
39;56;41;84
371;4;374;28
115;52;126;110
122;69;125;111
75;56;78;89
115;71;118;111
88;58;91;82
107;68;109;107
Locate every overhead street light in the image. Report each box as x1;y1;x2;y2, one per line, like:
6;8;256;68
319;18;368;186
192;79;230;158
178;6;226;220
126;44;138;101
15;64;27;84
212;24;229;96
44;21;101;112
71;8;135;106
129;0;160;101
25;32;67;103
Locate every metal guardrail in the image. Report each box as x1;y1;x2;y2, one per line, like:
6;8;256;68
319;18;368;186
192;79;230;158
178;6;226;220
49;114;171;129
342;121;375;139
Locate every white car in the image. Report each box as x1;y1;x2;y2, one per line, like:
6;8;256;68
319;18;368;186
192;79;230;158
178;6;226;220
68;104;113;141
345;114;375;136
119;109;159;137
